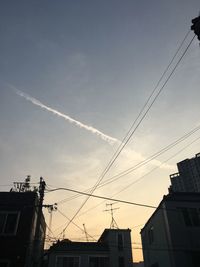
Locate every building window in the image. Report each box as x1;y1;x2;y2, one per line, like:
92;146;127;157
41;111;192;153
148;226;154;244
0;212;20;235
118;257;125;267
179;208;200;227
118;233;124;250
56;256;79;267
89;257;109;267
180;208;191;226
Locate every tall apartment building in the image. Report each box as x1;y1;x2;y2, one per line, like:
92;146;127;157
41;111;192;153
169;153;200;192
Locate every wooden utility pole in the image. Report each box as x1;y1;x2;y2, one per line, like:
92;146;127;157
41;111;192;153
32;177;46;267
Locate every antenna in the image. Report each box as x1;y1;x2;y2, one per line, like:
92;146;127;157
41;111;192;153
104;202;119;229
83;223;89;242
11;175;32;192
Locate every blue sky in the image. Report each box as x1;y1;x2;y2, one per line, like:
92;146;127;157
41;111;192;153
0;0;200;261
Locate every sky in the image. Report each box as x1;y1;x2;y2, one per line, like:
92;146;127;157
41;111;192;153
0;0;200;262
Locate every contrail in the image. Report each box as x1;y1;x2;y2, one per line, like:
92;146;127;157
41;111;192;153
13;88;120;145
10;86;174;171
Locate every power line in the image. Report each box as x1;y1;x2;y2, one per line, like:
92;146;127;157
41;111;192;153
59;32;195;235
46;187;157;209
96;127;200;189
57;208;87;239
45;223;57;247
56;208;97;241
105;242;200;252
100;135;200;196
92;29;191;192
52;134;200;227
56;123;200;206
73;135;200;219
93;31;194;191
49;134;200;240
105;30;191;174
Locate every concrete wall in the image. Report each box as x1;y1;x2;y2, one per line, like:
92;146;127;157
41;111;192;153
100;229;133;267
141;194;200;267
48;229;133;267
141;207;173;267
165;200;200;267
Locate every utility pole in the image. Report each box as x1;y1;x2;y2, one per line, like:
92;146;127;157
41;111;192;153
32;177;46;267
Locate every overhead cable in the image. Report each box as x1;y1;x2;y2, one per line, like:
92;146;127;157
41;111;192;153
46;187;157;209
70;135;200;218
57;122;200;206
56;209;97;241
59;32;195;235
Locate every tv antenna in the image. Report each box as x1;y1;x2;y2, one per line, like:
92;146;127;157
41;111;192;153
11;175;31;192
104;202;119;229
83;223;89;242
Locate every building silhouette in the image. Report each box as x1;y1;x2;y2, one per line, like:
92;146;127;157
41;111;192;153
169;153;200;192
141;192;200;267
48;228;133;267
0;191;46;267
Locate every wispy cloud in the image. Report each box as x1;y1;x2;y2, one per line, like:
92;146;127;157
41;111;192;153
12;87;119;145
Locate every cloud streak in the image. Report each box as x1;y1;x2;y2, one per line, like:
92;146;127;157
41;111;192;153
13;88;120;145
11;86;174;172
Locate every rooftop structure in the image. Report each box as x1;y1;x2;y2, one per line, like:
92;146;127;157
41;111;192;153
141;192;200;267
169;153;200;192
48;228;133;267
0;191;46;267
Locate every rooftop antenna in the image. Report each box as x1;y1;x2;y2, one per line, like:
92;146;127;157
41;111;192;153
83;223;89;242
11;175;31;192
104;202;119;229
